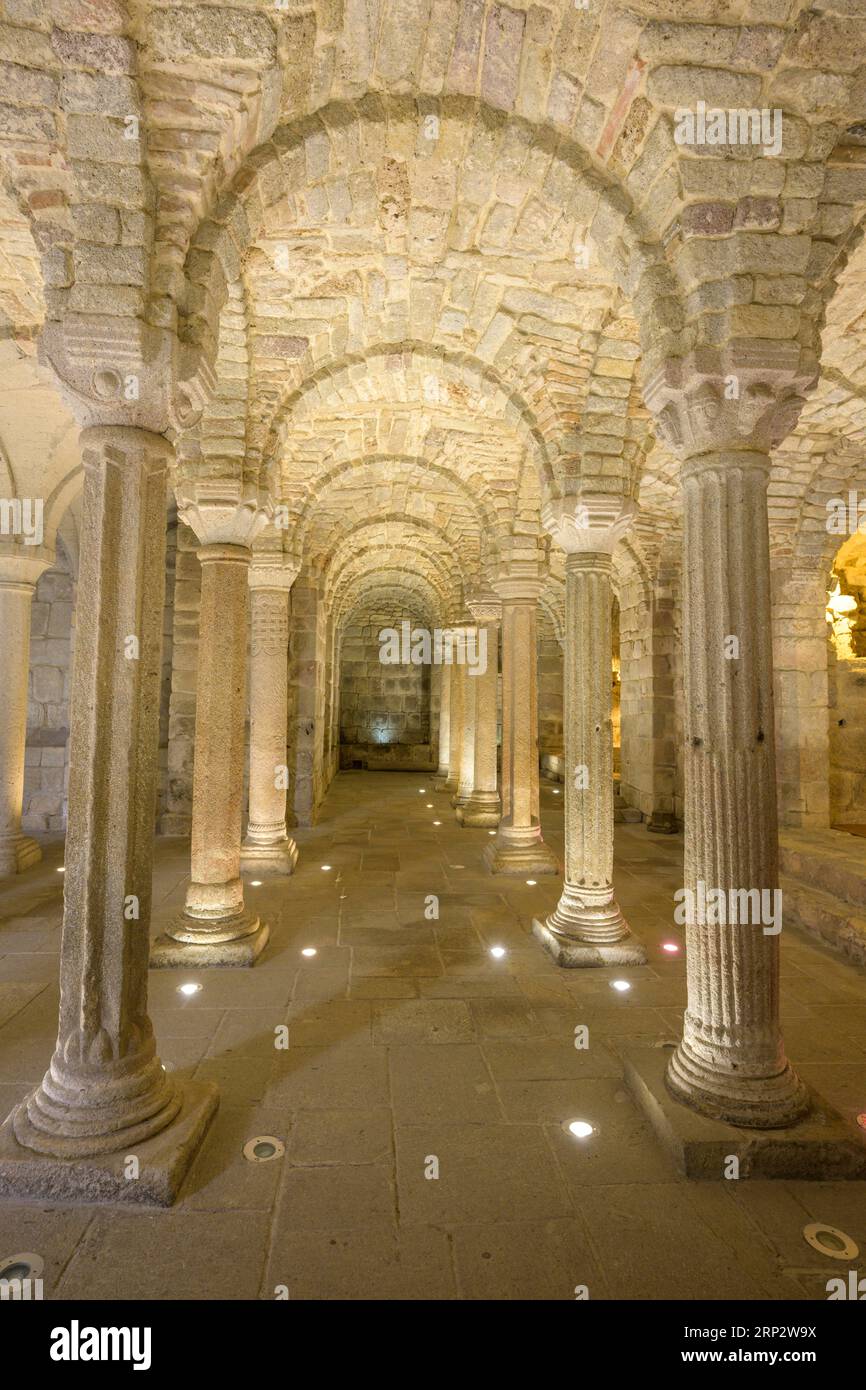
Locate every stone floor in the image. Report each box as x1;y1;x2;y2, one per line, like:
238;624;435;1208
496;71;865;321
1;771;865;1300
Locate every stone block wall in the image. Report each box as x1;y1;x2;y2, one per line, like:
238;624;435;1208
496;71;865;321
338;609;434;770
829;655;866;825
23;551;74;837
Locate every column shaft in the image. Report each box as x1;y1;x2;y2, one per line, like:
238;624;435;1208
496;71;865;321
485;595;556;874
443;657;463;794
454;634;477;814
242;582;297;874
0;576;43;874
436;661;451;778
461;621;501;827
666;453;807;1126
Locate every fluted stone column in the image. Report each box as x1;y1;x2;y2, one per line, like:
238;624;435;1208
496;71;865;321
152;484;270;967
460;600;501;828
435;659;451;779
453;626;477;816
0;552;51;875
0;427;217;1202
441;644;463;795
645;355;812;1128
241;554;298;875
484;573;556;875
534;496;646;965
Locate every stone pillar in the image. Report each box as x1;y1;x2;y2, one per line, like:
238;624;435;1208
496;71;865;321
0;427;217;1201
435;658;451;778
484;572;557;875
442;647;463;794
645;357;812;1127
152;483;270;967
241;554;298;875
453;627;477;815
534;496;646;965
0;552;50;875
460;600;501;828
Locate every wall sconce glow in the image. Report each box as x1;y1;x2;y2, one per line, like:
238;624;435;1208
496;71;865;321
489;946;506;959
178;982;201;997
301;947;317;958
566;1120;594;1139
662;942;679;954
610;980;631;993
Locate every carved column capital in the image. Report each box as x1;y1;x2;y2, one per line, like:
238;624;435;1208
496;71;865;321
176;477;272;549
542;492;636;556
643;345;817;458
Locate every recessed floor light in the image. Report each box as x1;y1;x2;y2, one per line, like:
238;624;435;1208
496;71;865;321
426;803;433;807
57;867;65;874
552;789;560;795
565;1120;594;1139
301;947;317;957
250;879;262;887
526;879;537;886
0;1251;43;1284
610;980;631;993
488;830;496;835
802;1223;859;1261
432;820;441;826
177;982;201;997
489;946;506;959
662;942;679;954
321;865;332;871
419;789;426;794
243;1135;285;1164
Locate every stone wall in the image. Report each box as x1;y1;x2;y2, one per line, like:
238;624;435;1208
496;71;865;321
828;654;866;825
23;546;74;838
338;608;435;771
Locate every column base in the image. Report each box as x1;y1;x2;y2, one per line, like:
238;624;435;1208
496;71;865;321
647;811;678;835
150;909;269;968
459;793;502;828
622;1043;866;1179
0;833;42;876
240;836;298;876
483;832;558;876
665;1035;810;1130
0;1079;219;1206
532;886;647;966
532;917;648;967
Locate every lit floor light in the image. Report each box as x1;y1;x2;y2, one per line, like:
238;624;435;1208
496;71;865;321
490;946;507;959
488;830;496;835
662;941;679;954
526;879;537;886
432;820;441;826
177;982;201;997
419;788;426;794
610;980;631;993
551;788;560;795
250;879;262;887
566;1120;594;1139
301;947;317;958
426;803;433;808
321;864;332;872
57;866;65;874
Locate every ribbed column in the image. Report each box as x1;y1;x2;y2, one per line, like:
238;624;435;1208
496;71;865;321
665;452;807;1126
241;559;298;876
461;604;501;828
0;555;49;875
484;583;556;875
454;626;477;816
435;659;451;778
534;550;645;964
7;429;189;1157
442;647;463;794
152;484;270;967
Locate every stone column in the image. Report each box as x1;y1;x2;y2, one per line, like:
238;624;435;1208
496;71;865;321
241;553;298;875
484;572;557;875
453;626;477;815
0;551;51;875
534;496;646;965
645;357;811;1127
460;600;501;828
0;427;216;1200
435;658;451;779
152;483;270;967
441;645;463;795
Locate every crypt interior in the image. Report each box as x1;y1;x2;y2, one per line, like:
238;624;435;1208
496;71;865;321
0;0;865;1301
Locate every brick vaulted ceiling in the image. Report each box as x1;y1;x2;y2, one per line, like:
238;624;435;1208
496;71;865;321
1;1;866;617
